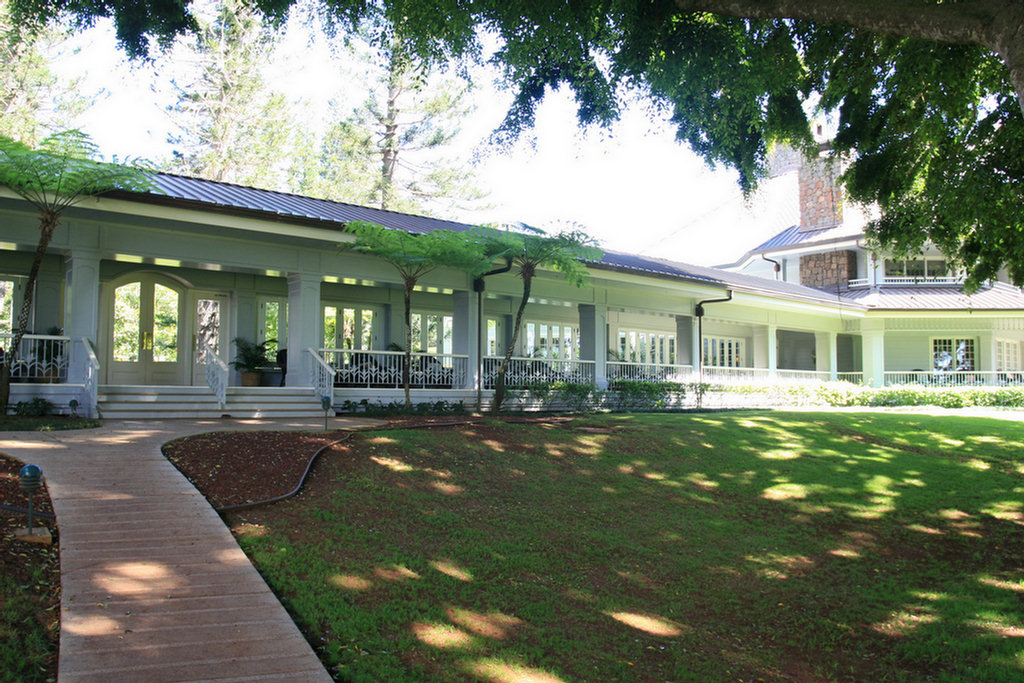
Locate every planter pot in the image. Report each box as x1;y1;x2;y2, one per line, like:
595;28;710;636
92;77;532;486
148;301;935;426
240;371;260;387
259;369;284;387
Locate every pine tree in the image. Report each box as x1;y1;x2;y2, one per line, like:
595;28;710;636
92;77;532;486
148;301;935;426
0;1;91;145
296;26;485;216
162;0;293;189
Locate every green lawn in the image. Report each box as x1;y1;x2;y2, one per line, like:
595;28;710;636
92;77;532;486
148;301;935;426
229;411;1024;683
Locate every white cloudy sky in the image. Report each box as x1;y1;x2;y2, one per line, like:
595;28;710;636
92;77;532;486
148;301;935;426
50;15;783;267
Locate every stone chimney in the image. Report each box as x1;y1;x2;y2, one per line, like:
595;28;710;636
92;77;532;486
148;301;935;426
799;250;858;291
797;143;843;232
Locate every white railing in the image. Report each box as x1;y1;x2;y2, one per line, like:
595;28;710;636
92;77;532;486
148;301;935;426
699;366;772;384
848;276;963;288
607;361;694;383
883;370;1024;387
201;339;229;407
482;356;595;388
0;333;69;382
80;337;100;417
321;349;468;389
308;348;337;406
837;372;864;384
776;369;835;383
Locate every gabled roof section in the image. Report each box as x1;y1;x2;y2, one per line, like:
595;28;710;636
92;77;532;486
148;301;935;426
107;172;477;235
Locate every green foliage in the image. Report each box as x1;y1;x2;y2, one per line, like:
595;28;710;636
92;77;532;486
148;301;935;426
294;22;484;215
161;0;294;189
522;380;598;412
335;398;467;416
12;397;53;417
606;380;688;411
345;221;489;281
26;0;1024;287
0;130;152;209
230;336;273;372
0;1;91;145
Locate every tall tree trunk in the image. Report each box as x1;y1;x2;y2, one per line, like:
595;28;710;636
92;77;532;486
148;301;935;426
0;210;58;413
380;54;404;210
403;276;413;409
491;265;533;413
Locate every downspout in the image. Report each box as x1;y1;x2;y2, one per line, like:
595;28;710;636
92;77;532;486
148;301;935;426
761;253;782;280
474;258;513;409
694;290;733;406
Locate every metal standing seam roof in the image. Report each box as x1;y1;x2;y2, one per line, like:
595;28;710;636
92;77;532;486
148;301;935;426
840;282;1024;310
112;172;479;235
103;172;1024;312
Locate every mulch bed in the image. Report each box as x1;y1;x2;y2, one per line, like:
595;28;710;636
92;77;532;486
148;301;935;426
0;454;60;682
162;414;577;509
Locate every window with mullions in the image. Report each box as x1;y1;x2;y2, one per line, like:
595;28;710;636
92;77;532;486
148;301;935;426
523;321;579;359
1;278;19;336
410;312;453;354
259;299;287;357
997;339;1021;372
885;258;949;279
702;336;746;368
932;338;975;372
324;306;378;350
617;329;676;364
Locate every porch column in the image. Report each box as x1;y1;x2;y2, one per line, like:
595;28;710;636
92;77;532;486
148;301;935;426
453;291;479;390
675;315;694;367
578;304;607;388
285;272;321;388
816;331;838;380
861;324;885;387
386;289;405;349
64;249;101;386
754;325;778;374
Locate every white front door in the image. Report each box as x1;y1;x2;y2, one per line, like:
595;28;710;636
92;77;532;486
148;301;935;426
107;276;186;385
190;293;232;386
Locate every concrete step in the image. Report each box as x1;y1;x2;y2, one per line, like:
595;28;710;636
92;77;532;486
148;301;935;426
98;385;325;419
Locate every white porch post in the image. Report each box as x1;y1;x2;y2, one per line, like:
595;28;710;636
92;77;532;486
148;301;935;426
286;272;321;387
578;304;607;389
675;315;694;367
861;323;885;387
816;331;838;380
754;325;778;374
64;249;101;386
453;291;479;390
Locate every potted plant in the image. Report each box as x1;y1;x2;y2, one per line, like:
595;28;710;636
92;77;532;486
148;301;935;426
231;337;273;387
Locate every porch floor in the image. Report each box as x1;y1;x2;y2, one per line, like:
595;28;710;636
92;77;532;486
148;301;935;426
0;417;382;683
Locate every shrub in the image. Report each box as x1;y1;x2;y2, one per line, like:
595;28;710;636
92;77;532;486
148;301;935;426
13;397;55;417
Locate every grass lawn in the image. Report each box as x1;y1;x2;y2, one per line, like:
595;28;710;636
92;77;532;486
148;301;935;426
226;411;1024;683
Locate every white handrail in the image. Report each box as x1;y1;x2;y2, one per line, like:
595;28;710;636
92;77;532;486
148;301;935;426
80;337;101;418
201;339;229;407
308;348;337;407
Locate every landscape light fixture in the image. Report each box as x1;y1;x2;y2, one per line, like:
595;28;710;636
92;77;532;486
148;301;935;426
18;464;43;535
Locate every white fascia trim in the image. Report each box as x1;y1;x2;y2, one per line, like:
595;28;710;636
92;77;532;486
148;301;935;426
75;192;355;245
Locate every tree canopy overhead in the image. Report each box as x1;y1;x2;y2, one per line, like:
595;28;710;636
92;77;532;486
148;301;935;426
12;0;1024;288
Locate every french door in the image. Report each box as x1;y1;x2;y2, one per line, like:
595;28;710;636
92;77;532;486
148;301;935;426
107;276;186;385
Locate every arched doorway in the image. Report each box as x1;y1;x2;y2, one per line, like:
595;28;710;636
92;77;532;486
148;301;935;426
107;275;186;385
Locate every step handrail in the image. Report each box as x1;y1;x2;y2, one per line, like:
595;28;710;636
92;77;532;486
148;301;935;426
201;339;229;407
307;348;337;408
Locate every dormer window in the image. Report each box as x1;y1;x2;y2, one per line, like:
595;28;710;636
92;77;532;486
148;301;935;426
884;258;949;280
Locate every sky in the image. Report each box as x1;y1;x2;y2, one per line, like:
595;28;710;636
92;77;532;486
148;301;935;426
47;14;783;268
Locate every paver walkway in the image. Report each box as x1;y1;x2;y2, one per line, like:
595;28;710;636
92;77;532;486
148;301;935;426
1;416;384;683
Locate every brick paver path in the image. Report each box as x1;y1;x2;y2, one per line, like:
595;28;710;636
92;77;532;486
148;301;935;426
1;417;382;683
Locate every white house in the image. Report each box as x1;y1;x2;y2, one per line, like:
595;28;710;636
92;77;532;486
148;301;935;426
2;157;1023;418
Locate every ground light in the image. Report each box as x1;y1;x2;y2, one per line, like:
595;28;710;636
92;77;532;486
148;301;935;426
15;463;52;545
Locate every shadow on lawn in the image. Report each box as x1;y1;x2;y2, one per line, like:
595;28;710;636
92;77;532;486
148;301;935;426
235;412;1024;683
